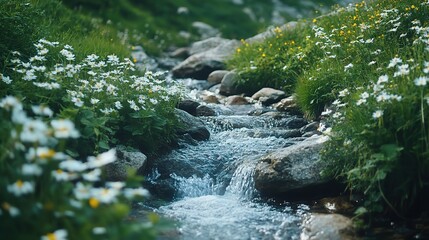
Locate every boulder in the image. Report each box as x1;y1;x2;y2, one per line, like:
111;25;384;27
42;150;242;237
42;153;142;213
300;122;320;134
300;214;357;240
196;104;233;116
225;95;249;105
192;21;220;39
201;94;220;104
170;47;190;59
189;37;230;55
175;109;210;141
105;145;147;181
254;135;330;195
172;39;240;79
208;70;230;84
196;105;217;116
177;99;201;116
219;71;242;96
246;21;298;44
252;87;286;105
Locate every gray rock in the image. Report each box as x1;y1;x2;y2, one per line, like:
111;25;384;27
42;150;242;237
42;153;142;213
300;214;357;240
175;109;210;141
196;104;233;116
189;37;230;55
170;47;190;59
284;117;308;129
208;70;230;84
172;39;240;79
246;21;298;44
219;71;242;96
274;95;302;114
254;135;330;195
252;87;286;105
225;95;249;105
192;21;221;39
196;105;217;116
177;99;201;116
300;122;320;134
105;145;147;181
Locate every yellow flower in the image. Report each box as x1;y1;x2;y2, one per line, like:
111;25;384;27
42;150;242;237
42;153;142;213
262;53;266;58
236;48;241;53
312;19;317;23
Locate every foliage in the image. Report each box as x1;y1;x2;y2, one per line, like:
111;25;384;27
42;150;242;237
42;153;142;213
0;96;160;239
228;0;429;219
1;39;183;155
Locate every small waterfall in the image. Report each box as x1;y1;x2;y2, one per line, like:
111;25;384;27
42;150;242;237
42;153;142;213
171;174;217;198
225;161;258;200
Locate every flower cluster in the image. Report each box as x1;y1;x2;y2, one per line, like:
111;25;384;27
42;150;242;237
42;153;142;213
0;96;153;239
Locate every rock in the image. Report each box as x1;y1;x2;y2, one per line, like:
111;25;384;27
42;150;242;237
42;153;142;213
196;105;217;116
196;104;233;116
175;109;210;141
246;129;301;139
275;95;302;115
302;131;320;138
246;21;298;44
170;47;190;59
315;196;355;214
131;46;158;71
208;84;221;94
300;122;320;134
208;70;230;84
105;145;147;181
225;95;249;105
300;214;357;240
172;39;239;79
202;94;220;104
189;37;230;55
254;135;330;195
252;87;286;105
192;21;221;39
284;117;308;129
219;71;242;96
156;57;181;70
177;100;201;116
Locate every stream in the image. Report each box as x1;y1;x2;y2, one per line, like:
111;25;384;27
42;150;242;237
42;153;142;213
143;101;311;240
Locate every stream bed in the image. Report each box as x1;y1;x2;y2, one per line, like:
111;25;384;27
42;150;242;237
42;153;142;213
143;112;311;240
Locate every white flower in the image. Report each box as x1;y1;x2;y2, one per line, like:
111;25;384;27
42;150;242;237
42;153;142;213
3;203;20;217
0;96;22;111
372;110;384;119
60;49;75;61
59;159;87;172
52;169;72;181
32;105;54;117
71;97;84;107
376;92;391;102
423;62;429;74
41;229;68;240
344;63;354;71
377;75;389;84
1;74;12;84
338;88;349;97
114;101;123;110
128;100;140;111
356;99;366;106
106;182;125;189
7;180;34;196
321;109;332;116
82;168;101;182
387;57;402;68
22;164;43;176
87;149;116;168
51;119;80;138
90;98;100;105
74;182;91;200
393;64;409;77
414;76;429;86
20;119;49;143
92;227;107;235
123;188;150;199
368;61;376;66
91;188;119;204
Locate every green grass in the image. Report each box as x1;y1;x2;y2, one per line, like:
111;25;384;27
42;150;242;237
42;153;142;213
228;0;429;220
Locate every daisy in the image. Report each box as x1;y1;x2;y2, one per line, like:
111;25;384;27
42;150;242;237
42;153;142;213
41;229;68;240
51;119;80;139
7;180;34;196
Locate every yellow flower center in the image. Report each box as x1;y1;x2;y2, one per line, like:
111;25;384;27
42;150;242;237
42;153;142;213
89;198;100;208
39;149;56;159
16;180;24;188
46;233;56;240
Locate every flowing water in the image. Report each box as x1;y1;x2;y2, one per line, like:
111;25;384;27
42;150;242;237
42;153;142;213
145;111;311;240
